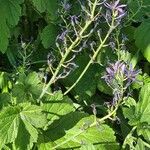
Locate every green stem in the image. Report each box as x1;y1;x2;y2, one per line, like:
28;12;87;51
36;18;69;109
143;141;150;148
122;126;137;149
37;0;98;101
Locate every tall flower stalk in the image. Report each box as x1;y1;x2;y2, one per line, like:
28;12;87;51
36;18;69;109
38;0;127;100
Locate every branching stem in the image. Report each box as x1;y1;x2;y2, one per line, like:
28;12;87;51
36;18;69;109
37;0;99;101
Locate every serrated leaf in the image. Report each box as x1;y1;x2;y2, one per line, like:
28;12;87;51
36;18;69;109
123;84;150;126
0;106;20;148
38;112;119;149
12;72;43;102
0;0;24;53
40;24;57;49
122;97;137;123
136;83;150;123
135;20;150;62
42;91;74;125
20;103;47;128
15;120;34;150
0;103;47;148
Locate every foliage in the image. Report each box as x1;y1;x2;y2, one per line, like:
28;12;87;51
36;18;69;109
0;0;150;149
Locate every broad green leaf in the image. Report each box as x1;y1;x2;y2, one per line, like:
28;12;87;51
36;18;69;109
15;120;34;150
42;91;74;125
123;84;150;125
0;106;20;148
38;112;119;149
0;0;24;53
12;72;43;102
123;97;137;125
136;83;150;123
0;103;47;148
135;20;150;62
20;103;47;128
40;24;57;49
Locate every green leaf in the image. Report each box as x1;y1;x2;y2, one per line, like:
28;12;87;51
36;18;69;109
31;0;58;20
20;103;47;128
40;24;57;49
80;144;96;150
38;112;119;149
0;93;11;109
123;83;150;126
135;138;145;150
0;103;47;148
0;106;20;148
0;0;24;53
12;72;43;102
62;53;101;101
136;83;150;124
15;120;34;150
137;123;150;142
135;20;150;62
42;91;75;125
127;0;150;22
122;98;138;126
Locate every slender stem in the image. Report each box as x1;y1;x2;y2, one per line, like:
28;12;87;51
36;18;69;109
37;0;99;101
143;141;150;148
64;22;115;95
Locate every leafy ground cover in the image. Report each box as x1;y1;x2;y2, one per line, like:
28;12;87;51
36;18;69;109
0;0;150;149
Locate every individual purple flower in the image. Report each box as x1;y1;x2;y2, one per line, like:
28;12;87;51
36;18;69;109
56;30;68;42
124;64;141;88
61;1;71;11
104;0;126;19
70;15;79;26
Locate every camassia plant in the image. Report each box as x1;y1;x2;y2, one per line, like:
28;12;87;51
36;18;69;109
0;0;150;149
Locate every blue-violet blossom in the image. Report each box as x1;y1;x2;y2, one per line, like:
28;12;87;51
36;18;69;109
104;0;126;19
102;61;141;102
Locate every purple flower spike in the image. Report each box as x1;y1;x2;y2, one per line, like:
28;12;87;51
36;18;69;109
103;61;140;86
102;61;141;102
